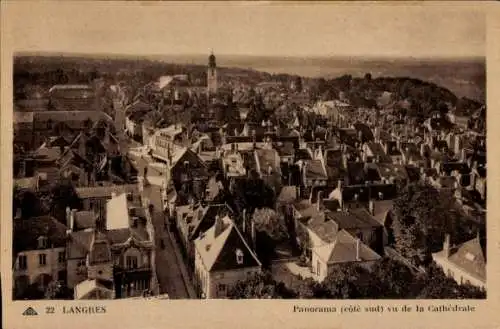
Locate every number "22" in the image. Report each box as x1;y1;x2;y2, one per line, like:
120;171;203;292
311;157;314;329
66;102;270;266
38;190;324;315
45;306;55;314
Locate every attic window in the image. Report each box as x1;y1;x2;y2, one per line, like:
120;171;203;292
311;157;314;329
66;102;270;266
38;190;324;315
37;236;48;249
236;248;244;265
465;252;476;261
205;244;211;251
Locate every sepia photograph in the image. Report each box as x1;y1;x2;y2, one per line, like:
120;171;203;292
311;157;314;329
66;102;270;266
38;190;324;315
7;3;488;304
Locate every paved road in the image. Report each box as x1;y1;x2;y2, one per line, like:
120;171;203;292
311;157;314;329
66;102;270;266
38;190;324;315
127;144;194;299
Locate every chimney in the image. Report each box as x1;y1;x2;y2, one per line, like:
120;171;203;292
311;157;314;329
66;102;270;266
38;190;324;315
369;199;374;215
242;209;247;234
111;192;117;199
342;154;348;169
18;158;26;178
316;191;324;211
107;159;112;178
251;217;257;251
214;215;224;237
70;209;76;232
443;233;451;258
337;179;343;190
66;207;72;230
302;162;308;185
356;238;361;261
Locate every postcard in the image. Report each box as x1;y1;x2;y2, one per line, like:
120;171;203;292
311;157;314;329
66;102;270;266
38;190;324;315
1;2;499;329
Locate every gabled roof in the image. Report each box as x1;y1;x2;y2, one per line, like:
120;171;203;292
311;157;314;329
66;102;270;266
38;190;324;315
68;230;93;259
305;160;328;180
190;204;233;241
315;229;381;265
75;279;114;300
327;208;382;230
370;200;394;225
107;227;150;245
254;149;280;175
376;163;409;181
89;231;112;264
13;216;68;254
194;216;261;272
353;123;374;141
435;236;486;282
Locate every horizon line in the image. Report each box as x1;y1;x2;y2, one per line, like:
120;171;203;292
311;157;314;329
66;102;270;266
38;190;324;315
13;50;486;61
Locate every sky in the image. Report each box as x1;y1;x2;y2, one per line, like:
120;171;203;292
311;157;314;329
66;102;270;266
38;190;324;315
3;2;486;58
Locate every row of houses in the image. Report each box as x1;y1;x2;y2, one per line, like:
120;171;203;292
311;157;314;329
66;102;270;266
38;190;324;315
13;184;158;300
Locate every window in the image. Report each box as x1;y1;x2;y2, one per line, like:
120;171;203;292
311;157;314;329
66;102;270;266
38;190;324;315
126;256;138;269
235;249;244;265
58;251;65;263
77;259;86;267
218;284;227;294
37;236;48;249
39;254;47;267
18;255;27;270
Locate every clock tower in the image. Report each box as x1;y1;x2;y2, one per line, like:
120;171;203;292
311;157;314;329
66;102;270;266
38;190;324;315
207;50;218;95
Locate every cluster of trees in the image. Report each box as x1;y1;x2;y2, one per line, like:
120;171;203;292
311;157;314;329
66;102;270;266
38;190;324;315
228;259;486;300
307;74;483;121
391;183;477;267
13;179;81;224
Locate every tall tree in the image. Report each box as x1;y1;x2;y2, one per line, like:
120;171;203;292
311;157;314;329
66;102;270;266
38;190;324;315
392;183;464;266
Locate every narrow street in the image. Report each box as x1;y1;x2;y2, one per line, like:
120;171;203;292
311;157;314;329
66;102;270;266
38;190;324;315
126;144;195;299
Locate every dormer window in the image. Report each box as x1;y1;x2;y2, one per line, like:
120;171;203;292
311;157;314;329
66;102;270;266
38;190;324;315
465;252;476;261
37;236;48;249
236;249;244;265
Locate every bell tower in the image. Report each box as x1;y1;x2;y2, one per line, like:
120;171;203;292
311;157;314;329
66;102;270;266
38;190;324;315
207;50;218;95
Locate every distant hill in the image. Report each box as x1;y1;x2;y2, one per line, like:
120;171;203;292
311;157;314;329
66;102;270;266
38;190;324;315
13;52;485;103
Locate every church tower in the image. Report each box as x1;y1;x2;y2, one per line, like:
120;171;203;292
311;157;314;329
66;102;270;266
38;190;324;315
207;50;218;95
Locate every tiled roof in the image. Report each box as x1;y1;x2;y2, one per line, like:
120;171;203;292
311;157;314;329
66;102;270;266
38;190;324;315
305;213;339;243
74;211;98;230
277;186;298;204
315;229;381;265
75;184;139;199
376;163;409;181
435;237;486;282
305;160;327;180
327;208;382;230
89;231;112;264
68;230;93;259
353;123;374;141
13;216;68;254
295;148;313;161
366;142;391;163
107;227;150;245
190;204;233;241
34;111;112;123
194;216;261;272
370;200;394;225
276;142;295;157
347;162;366;185
33;146;63;162
75;279;114;300
255;149;280;174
